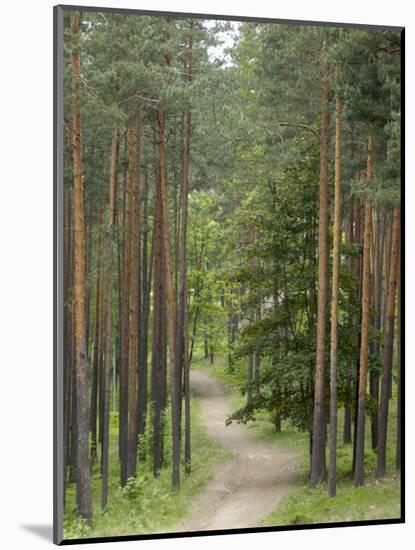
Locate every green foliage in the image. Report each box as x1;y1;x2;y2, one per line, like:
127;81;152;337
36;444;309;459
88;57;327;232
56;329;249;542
121;474;151;505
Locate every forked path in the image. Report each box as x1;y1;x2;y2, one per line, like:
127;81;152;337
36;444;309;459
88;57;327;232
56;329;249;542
174;369;300;533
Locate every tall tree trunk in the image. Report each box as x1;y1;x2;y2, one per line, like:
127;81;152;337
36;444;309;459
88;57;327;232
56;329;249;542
382;214;392;338
137;159;149;460
85;182;94;361
151;164;164;477
343;200;354;444
396;262;401;470
376;207;400;478
90;205;103;465
70;10;93;522
127;126;142;479
115;142;127;462
370;208;385;449
354;136;374;487
119;123;135;486
159;265;168;469
352;197;363;473
328;92;342;497
69;333;77;484
63;184;73;502
180;30;193;474
101;123;118;509
157;103;181;489
310;42;330;487
98;280;106;452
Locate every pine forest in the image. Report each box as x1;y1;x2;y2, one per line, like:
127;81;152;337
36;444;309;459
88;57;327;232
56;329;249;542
60;8;402;539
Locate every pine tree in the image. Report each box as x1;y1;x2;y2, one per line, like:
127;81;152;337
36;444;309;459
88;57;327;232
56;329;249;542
310;40;330;487
354;136;374;487
328;89;342;497
70;9;93;522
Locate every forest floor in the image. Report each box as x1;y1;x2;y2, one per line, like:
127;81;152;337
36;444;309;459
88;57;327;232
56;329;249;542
197;353;401;528
172;369;301;532
64;354;400;540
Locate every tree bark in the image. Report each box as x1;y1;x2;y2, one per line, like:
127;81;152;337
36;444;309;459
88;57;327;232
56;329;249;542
328;93;342;497
70;10;93;522
157;103;181;489
90;204;103;465
180;30;193;474
396;261;401;470
370;208;385;449
343;199;354;444
352;197;363;474
354;136;374;487
137;158;150;460
376;207;400;478
310;43;330;487
101;123;118;509
69;336;77;485
127;125;142;480
119;123;135;486
151;161;165;477
63;183;73;501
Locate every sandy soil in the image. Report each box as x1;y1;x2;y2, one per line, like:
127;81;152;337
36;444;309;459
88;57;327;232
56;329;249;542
173;369;300;533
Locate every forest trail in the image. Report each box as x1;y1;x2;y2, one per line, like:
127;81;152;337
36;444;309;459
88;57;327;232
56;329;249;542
173;369;301;533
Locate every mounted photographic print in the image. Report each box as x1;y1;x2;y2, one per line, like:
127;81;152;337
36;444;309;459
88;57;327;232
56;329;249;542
53;4;404;544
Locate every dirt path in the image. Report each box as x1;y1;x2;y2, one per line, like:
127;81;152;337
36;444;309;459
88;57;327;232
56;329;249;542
173;369;300;533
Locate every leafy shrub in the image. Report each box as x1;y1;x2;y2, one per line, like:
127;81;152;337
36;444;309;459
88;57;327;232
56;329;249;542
121;474;149;504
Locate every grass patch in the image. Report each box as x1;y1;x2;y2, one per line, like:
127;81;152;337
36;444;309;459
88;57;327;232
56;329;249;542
63;399;230;540
263;475;400;526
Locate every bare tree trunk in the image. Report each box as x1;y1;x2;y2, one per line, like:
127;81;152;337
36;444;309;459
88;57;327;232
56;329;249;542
396;261;401;470
354;136;374;487
70;10;93;522
115;146;127;463
101;123;118;509
90;205;103;465
85;185;94;361
343;199;354;444
63;183;73;503
370;208;385;449
69;333;77;485
180;30;193;474
310;42;330;487
157;103;181;489
377;207;400;478
119;123;135;486
127;126;142;480
352;197;363;473
151;163;164;477
328;92;342;497
137;158;149;460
